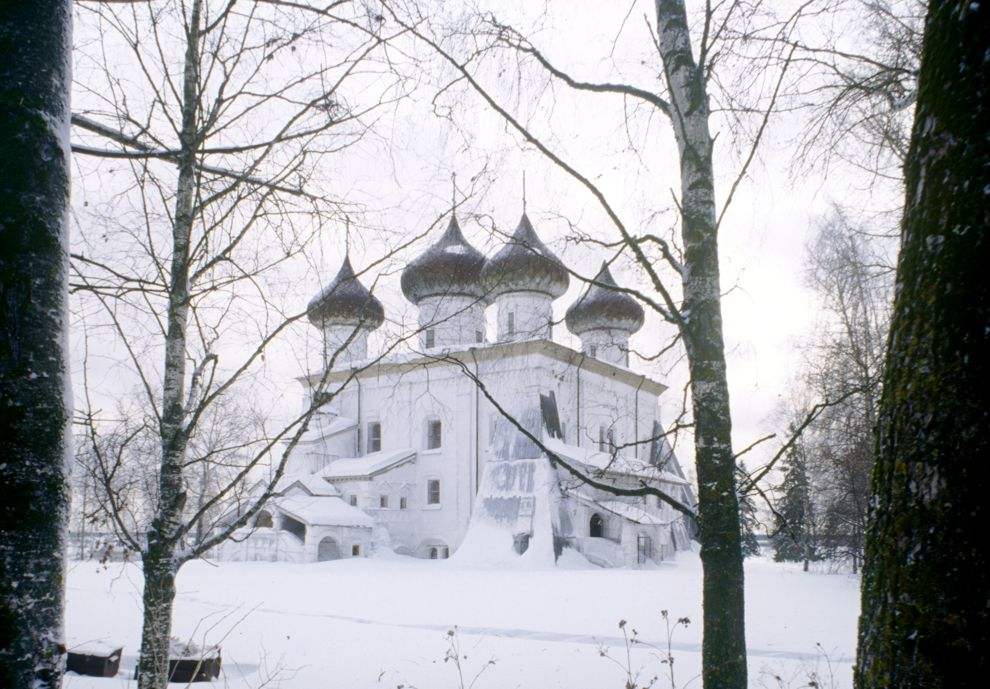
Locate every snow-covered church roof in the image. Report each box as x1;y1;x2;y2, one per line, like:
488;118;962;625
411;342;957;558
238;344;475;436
543;437;690;484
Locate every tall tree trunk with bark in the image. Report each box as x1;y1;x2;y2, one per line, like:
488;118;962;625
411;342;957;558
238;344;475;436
135;2;201;687
855;1;990;686
656;1;747;687
0;2;73;688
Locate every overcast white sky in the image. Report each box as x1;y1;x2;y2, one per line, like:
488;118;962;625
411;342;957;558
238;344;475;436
70;0;904;481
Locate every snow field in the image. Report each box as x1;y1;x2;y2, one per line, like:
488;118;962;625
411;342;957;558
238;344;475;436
64;551;860;689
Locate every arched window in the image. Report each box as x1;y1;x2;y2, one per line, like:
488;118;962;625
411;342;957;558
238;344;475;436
254;510;273;528
590;513;605;538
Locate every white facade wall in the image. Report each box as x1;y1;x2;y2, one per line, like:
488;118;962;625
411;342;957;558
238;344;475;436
307;343;672;557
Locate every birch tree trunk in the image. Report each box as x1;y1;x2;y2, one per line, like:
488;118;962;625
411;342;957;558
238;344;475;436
135;2;201;687
0;2;72;688
855;1;990;686
656;2;747;687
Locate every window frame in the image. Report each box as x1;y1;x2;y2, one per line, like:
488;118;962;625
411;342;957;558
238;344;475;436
426;479;441;506
367;421;382;453
426;418;442;450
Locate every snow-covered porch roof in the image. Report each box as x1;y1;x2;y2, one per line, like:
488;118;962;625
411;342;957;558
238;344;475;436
275;495;373;528
320;448;417;481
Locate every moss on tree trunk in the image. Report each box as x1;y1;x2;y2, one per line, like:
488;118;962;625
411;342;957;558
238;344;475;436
855;1;990;686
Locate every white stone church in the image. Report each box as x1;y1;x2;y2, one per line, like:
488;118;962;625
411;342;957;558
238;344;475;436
218;211;695;567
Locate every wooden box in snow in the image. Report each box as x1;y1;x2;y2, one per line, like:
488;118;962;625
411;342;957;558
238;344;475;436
66;645;122;677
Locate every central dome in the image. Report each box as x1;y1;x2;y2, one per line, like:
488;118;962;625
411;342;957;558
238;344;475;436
400;215;487;304
480;214;569;299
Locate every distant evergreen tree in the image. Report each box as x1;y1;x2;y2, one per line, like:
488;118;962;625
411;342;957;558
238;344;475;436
737;464;762;558
772;440;818;569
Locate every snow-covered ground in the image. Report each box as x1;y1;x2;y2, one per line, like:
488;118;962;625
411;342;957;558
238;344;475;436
64;550;860;689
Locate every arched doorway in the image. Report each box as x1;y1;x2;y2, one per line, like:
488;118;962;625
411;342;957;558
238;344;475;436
254;510;273;528
317;536;341;561
590;513;604;538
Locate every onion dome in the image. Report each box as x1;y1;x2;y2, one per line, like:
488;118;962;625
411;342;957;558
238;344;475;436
306;255;384;329
400;215;487;304
481;213;569;299
565;262;645;335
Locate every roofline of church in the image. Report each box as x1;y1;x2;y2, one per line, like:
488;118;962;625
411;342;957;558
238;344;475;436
299;338;667;396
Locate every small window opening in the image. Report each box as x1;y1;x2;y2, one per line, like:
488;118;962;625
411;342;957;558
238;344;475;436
507;312;515;335
590;513;604;538
351;544;361;557
476;329;483;343
425;328;435;348
426;419;442;450
379;495;389;509
427;479;441;505
349;495;357;507
399;496;408;510
367;421;382;453
429;547;438;560
598;426;607;452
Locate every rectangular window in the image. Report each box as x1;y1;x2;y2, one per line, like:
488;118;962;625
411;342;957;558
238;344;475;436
425;328;435;348
426;419;442;450
598;426;606;452
589;344;598;358
607;429;616;452
399;496;407;510
367;421;382;453
475;329;483;343
507;312;515;335
379;495;389;509
427;479;441;505
351;544;361;557
349;495;357;507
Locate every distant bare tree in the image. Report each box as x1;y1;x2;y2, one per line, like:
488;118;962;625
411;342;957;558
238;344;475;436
797;211;892;570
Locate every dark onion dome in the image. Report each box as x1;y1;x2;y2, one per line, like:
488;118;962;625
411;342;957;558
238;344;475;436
565;261;645;335
306;255;385;329
400;215;487;304
480;213;569;299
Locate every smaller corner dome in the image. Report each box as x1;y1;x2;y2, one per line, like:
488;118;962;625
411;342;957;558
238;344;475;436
480;213;569;299
400;215;487;304
306;255;385;329
565;261;645;335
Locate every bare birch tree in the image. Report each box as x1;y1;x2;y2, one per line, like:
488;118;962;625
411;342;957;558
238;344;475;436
70;2;408;687
358;1;807;686
0;3;72;688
